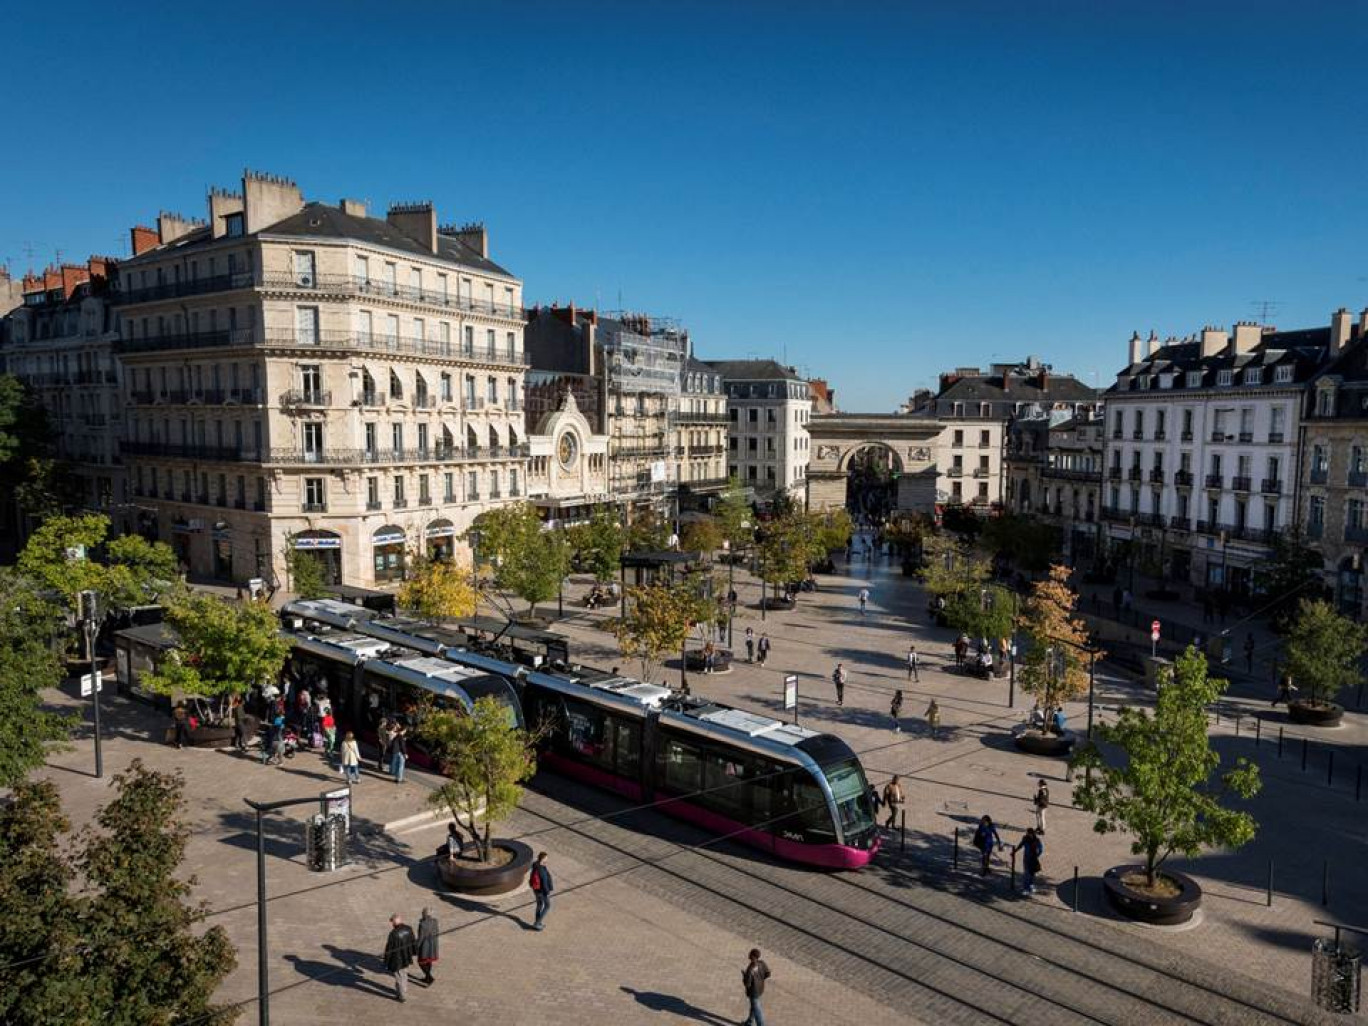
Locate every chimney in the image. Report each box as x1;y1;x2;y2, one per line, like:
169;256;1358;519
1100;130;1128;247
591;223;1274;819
43;267;61;293
444;221;488;259
386;202;437;254
1331;307;1353;353
207;187;245;239
340;198;368;218
1128;331;1143;366
242;169;304;234
1199;325;1229;358
1038;369;1050;392
157;211;200;245
59;264;89;300
130;225;159;256
86;257;110;283
1146;330;1160;356
1232;320;1263;356
1359;308;1368;340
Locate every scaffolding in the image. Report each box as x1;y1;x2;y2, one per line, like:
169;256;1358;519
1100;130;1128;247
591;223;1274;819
601;314;687;397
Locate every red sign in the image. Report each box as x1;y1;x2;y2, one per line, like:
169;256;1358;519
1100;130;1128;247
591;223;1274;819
1150;620;1161;641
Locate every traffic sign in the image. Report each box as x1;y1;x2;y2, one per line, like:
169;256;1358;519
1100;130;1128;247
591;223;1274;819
783;674;798;711
80;670;103;697
1150;620;1161;642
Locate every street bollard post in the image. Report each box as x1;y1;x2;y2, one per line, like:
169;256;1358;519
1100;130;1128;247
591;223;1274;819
1302;736;1309;771
900;809;906;854
1235;714;1241;737
953;828;960;870
1357;764;1363;803
1010;846;1017;891
1072;866;1080;913
1266;858;1273;908
1278;726;1284;758
1255;716;1261;747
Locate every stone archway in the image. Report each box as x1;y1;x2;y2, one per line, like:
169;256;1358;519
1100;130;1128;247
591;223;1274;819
806;414;942;516
843;443;903;523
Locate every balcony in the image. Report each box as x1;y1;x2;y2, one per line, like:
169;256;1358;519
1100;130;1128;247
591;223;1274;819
413;394;436;410
1310;468;1329;484
1346;524;1368;543
1100;506;1128;522
1153;430;1166;441
1132;430;1145;440
1205;474;1224;489
1169;515;1191;531
360;392;386;408
443;492;457;504
972;467;990;478
1127;467;1143;481
279;389;331;408
465;397;486;410
1307;521;1324;539
1349;470;1368;487
121;441;258;463
1232;476;1252;492
489;489;502;500
1210;431;1228;443
946;466;964;478
116;326;530;366
1238;432;1253;443
1111;429;1123;440
1107;467;1122;481
393;498;408;509
671;411;729;426
366;500;382;511
418;493;433;507
265;443;530;467
1268;432;1284;444
1135;512;1165;527
1041;466;1101;482
302;501;327;513
1149;468;1166;484
1181;430;1194;441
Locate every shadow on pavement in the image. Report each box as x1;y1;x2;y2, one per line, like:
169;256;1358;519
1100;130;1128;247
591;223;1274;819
619;986;736;1024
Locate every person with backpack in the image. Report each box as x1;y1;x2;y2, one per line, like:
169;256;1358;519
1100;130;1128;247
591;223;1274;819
529;851;554;930
881;775;905;831
832;663;847;706
742;947;772;1026
1014;828;1044;895
971;814;1002;876
1032;780;1050;835
756;634;771;666
382;913;418;1002
889;689;904;732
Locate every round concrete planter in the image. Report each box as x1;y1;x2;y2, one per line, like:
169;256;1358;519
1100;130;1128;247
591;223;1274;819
1287;700;1343;727
1012;728;1076;757
684;650;733;674
1103;865;1202;925
759;596;795;612
436;839;534;896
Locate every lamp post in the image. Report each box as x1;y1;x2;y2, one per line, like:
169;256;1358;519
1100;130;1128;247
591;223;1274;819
79;589;104;779
245;795;325;1026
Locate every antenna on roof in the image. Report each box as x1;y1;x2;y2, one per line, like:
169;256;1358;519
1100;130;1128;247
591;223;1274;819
1251;299;1280;326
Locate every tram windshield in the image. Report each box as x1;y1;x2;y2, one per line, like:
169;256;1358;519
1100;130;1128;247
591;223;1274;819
822;759;876;837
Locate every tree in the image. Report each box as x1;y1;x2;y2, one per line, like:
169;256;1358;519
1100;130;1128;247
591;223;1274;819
0;374;26;466
626;507;671;552
945;583;1014;644
1071;648;1261;890
421;697;538;863
0;571;74;788
940;503;984;540
283;534;329;599
1017;564;1095;713
613;579;714;681
1284;598;1368;709
810;508;854;556
714;476;754;555
103;534;180;609
1255;533;1326;631
14;459;85;521
0;763;237;1025
17;513;176;617
566;507;625;583
142;592;290;717
398;555;479;622
981;514;1060;575
918;532;990;603
755;511;819;601
680;516;723;555
468;502;571;617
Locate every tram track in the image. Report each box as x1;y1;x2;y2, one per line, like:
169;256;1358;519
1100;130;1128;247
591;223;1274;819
517;778;1334;1026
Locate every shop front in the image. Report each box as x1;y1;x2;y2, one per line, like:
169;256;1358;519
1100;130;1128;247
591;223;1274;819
425;519;456;562
211;522;233;582
372;525;407;583
294;529;343;585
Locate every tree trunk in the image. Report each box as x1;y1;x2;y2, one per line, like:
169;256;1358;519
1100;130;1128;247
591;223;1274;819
1145;845;1159;888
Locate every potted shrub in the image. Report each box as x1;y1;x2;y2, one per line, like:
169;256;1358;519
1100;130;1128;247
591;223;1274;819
422;696;540;895
1013;565;1096;755
1283;599;1365;727
1071;648;1261;925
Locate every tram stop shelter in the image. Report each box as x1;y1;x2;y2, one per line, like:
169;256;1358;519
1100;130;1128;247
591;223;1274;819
322;584;397;615
112;621;180;707
620;550;705;588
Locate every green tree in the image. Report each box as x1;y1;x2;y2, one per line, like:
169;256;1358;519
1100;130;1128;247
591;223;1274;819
1071;648;1261;889
468;502;571;617
142;593;289;717
918;532;990;603
1017;564;1095;713
16;514;176;616
0;374;26;466
103;534;180;609
1255;533;1326;631
981;514;1060;575
812;508;855;554
0;763;237;1025
283;534;329;599
755;511;818;602
714;476;754;556
680;516;723;555
1284;598;1368;709
0;571;74;788
614;580;713;681
421;697;539;862
566;506;625;583
945;583;1015;645
626;507;671;552
398;555;479;622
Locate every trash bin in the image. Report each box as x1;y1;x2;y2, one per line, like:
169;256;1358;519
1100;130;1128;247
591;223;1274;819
1312;935;1362;1014
305;813;349;873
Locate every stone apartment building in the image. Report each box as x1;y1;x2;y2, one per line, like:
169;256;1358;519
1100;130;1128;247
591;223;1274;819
706;359;811;506
1299;319;1368;617
1004;412;1105;564
110;170;529;587
675;358;729;511
1;259;125;518
1101;317;1347;595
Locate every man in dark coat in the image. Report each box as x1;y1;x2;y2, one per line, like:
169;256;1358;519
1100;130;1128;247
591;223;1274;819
530;851;554;931
742;947;771;1026
383;913;418;1002
416;908;439;985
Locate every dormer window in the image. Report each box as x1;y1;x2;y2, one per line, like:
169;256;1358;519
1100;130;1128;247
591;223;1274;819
224;213;244;237
1316;387;1335;416
1159;373;1174;389
1244;367;1262;385
1217;369;1234;386
1137;375;1151;390
1186;371;1203;388
1274;364;1294;384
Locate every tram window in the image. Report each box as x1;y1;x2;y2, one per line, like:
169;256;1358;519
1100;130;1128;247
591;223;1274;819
660;735;702;794
791;775;837;842
613;719;640;778
823;759;876;837
702;750;751;823
747;758;788;827
360;673;391;728
563;698;612;770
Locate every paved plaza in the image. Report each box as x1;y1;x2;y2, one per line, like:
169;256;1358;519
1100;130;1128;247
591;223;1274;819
33;545;1368;1024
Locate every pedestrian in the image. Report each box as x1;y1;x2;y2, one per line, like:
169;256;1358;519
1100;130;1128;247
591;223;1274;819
260;716;277;766
230;695;246;752
925;698;941;737
1051;707;1068;735
1014;827;1044;894
172;702;190;750
321;708;337;754
858;587;869;616
340;730;361;783
390;724;408;784
703;641;716;674
954;634;968;668
742;948;772;1026
377;717;395;772
832;663;847;706
440;820;464;861
745;627;755;663
1244;634;1255;674
1272;672;1297;707
382;913;418;1002
1032;780;1050;835
971;814;1003;876
890;689;904;732
881;774;905;830
757;633;771;666
529;851;554;930
867;783;882;819
416;907;439;986
906;645;920;682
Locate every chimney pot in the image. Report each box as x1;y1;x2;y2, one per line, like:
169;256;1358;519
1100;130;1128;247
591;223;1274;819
1331;307;1354;354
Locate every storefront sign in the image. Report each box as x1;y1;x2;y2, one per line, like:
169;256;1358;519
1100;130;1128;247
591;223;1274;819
295;535;342;550
373;530;405;546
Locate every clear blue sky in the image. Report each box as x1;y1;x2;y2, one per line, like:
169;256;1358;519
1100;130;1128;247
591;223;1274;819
3;2;1365;410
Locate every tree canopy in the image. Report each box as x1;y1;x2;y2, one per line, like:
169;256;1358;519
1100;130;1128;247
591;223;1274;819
945;583;1015;644
614;579;716;682
1284;598;1368;707
714;477;754;554
755;510;823;595
626;507;672;552
680;516;724;555
918;532;991;602
1017;564;1094;711
566;507;625;583
468;502;571;616
1071;648;1261;888
17;514;177;616
398;555;478;622
980;513;1060;574
0;571;74;788
1255;534;1328;631
283;534;329;599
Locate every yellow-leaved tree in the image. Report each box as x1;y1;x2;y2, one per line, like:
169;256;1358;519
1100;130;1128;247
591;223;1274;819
1017;563;1097;715
398;555;479;622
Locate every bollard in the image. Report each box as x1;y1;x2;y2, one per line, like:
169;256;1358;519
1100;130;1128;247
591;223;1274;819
901;809;906;854
1327;750;1335;787
1302;736;1309;772
1266;858;1273;908
1235;714;1241;737
1358;764;1363;803
1255;717;1261;747
1322;860;1330;907
1010;846;1018;891
1072;866;1080;913
953;828;960;870
1278;726;1284;758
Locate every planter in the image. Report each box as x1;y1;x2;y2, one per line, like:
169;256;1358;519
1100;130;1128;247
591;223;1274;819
1103;865;1202;925
1288;700;1343;727
684;649;733;673
1012;728;1076;757
436;839;534;896
759;596;795;612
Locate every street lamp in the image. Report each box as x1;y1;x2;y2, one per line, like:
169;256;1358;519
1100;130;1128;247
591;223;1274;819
79;589;104;779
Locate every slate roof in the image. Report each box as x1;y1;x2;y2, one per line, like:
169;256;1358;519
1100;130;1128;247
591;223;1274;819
700;359;802;381
937;373;1097;405
1109;327;1331;396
